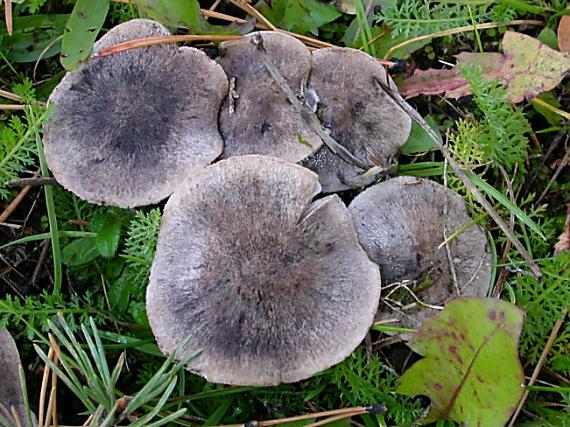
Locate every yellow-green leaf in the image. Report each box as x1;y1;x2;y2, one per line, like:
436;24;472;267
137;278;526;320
397;297;525;426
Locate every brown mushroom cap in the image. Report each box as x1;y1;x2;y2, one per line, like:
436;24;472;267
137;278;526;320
301;48;412;192
349;176;491;331
147;155;381;385
0;330;33;427
218;31;322;162
43;19;228;208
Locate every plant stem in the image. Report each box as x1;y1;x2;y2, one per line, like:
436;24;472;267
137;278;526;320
29;106;63;295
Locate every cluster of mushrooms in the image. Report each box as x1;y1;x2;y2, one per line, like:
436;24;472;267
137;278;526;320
42;19;491;386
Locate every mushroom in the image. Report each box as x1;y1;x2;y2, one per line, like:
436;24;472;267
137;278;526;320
0;330;34;427
301;48;412;192
147;155;381;386
43;19;228;208
218;31;322;162
348;176;491;332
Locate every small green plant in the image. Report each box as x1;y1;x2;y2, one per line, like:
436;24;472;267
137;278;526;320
34;315;199;426
514;252;570;374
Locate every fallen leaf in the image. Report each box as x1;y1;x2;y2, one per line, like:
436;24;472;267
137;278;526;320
554;203;570;254
558;8;570;52
400;31;570;103
397;297;525;426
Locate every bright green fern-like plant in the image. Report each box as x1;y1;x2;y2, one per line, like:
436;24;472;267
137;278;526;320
375;0;490;38
459;64;530;174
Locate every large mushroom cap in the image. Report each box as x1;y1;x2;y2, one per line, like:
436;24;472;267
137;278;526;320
218;31;322;162
44;19;228;208
349;176;491;331
302;48;412;192
147;155;381;386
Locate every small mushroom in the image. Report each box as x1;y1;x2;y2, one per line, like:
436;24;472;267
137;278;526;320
43;19;228;208
218;31;322;162
147;155;381;385
301;48;412;192
348;176;491;332
0;330;34;427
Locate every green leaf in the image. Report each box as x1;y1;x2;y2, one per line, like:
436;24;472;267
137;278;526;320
134;0;240;34
465;171;546;240
61;237;99;266
93;218;122;258
108;270;136;314
537;26;559;50
60;0;110;70
0;14;69;63
397;297;525;426
400;116;440;154
397;161;444;177
260;0;341;35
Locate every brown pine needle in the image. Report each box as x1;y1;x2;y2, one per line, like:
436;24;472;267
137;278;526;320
4;0;12;35
384;19;544;59
215;407;375;427
507;308;568;427
0;104;26;110
95;34;242;57
37;347;54;427
0;184;32;223
0;88;22;102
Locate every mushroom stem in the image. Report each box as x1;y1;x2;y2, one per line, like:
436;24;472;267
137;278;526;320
251;34;369;170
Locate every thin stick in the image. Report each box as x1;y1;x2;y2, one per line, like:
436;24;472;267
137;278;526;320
536;144;569;205
216;407;377;427
4;0;12;35
442;134;460;295
0;184;31;223
0;88;21;102
374;77;542;277
6;177;57;188
230;0;276;30
383;20;544;59
252;34;369;169
94;34;242;57
303;412;366;427
507;308;568;427
202;9;248;25
38;347;54;427
0;104;26;110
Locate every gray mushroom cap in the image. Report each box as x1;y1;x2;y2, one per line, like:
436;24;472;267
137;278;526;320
301;48;412;193
0;330;34;427
147;155;381;386
349;176;491;332
43;19;228;208
218;31;322;162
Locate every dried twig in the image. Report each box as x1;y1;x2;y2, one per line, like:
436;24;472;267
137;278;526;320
0;104;26;111
4;0;12;35
507;308;568;427
6;177;57;188
374;77;542;277
0;185;32;223
252;34;369;170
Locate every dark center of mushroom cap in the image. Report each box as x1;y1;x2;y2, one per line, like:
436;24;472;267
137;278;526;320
147;155;381;385
62;53;181;167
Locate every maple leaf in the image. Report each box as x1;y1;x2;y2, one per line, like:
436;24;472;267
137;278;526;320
397;297;525;426
400;31;570;103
